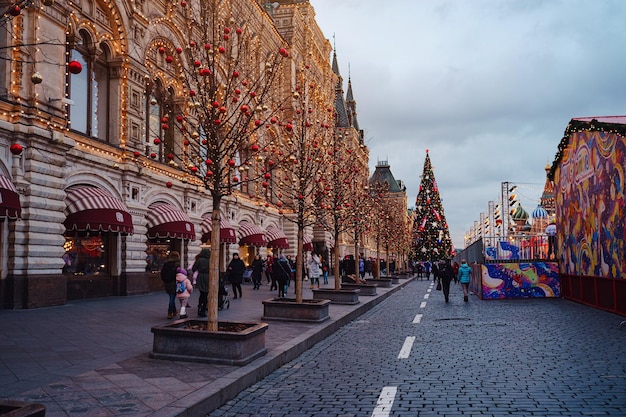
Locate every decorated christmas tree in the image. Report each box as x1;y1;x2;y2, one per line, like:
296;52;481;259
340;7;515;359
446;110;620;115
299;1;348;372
412;151;454;261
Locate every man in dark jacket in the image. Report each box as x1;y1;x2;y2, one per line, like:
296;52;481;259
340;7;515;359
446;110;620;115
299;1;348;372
440;259;455;303
192;246;210;317
274;254;292;298
227;253;246;299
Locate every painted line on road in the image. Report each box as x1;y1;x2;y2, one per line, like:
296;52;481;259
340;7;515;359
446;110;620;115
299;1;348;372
423;293;429;299
398;336;415;359
372;386;397;417
413;313;422;323
420;301;427;308
426;288;432;293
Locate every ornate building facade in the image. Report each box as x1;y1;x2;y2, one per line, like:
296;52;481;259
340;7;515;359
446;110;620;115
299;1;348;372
0;0;370;308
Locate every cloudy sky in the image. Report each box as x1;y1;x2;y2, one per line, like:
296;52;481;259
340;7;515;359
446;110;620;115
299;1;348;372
310;0;626;249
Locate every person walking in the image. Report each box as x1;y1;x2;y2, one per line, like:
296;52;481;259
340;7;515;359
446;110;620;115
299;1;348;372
358;256;365;281
321;258;329;285
440;259;455;303
457;259;472;302
175;267;193;319
274;254;291;298
308;253;322;289
251;254;264;290
192;246;211;317
227;253;246;299
160;251;180;319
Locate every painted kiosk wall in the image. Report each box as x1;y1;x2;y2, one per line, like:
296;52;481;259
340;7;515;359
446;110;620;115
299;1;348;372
550;117;626;316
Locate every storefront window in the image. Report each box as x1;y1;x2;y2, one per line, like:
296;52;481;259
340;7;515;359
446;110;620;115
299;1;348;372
63;236;107;275
146;240;178;272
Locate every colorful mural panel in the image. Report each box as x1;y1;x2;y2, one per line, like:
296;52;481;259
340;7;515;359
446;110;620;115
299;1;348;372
481;262;560;299
554;131;626;278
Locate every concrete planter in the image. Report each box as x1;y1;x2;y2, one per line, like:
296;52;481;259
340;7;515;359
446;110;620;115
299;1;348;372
366;278;393;288
150;320;268;366
0;400;45;417
312;288;360;305
341;283;377;296
262;298;331;323
391;277;400;284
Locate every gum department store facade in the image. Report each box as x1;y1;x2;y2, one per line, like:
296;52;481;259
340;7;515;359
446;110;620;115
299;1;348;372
0;0;408;309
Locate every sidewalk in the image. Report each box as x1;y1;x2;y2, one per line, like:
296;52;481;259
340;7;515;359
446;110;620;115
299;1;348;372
0;275;413;416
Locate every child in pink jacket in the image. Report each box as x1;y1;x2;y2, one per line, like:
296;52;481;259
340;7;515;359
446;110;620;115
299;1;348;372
175;267;193;319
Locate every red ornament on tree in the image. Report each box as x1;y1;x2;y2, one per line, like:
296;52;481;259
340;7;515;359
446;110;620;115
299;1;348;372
133;151;141;158
166;181;173;188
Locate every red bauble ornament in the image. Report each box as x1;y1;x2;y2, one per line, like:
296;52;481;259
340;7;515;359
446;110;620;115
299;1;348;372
150;152;157;158
224;27;231;34
254;119;261;126
218;46;226;53
133;151;141;158
9;5;20;16
227;159;236;167
9;143;23;155
205;159;213;165
167;153;174;160
176;47;183;54
166;181;173;188
279;48;288;57
68;60;82;74
262;181;268;188
232;176;239;182
165;56;173;63
158;46;166;54
236;28;242;35
240;105;248;112
153;138;161;145
183;139;189;146
251;144;259;151
264;173;271;179
285;123;293;131
206;170;213;177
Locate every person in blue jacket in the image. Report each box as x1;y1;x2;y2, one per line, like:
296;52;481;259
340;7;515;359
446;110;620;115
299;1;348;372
457;259;472;302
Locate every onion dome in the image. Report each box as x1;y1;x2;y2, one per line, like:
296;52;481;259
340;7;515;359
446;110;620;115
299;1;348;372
532;204;548;219
511;205;529;222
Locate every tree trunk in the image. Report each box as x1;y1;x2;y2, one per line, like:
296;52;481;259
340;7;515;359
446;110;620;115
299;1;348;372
295;227;303;303
206;200;222;332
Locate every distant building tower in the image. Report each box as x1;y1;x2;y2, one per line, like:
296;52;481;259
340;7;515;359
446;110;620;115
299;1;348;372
541;163;556;217
511;204;529;232
531;204;549;234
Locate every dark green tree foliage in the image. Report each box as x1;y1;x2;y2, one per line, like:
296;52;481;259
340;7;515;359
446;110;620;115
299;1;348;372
412;151;454;261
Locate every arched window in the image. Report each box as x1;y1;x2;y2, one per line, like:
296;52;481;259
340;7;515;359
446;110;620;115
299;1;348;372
68;30;111;143
145;79;177;163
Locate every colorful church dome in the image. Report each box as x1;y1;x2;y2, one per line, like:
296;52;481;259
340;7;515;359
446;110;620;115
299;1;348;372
532;204;548;219
511;205;529;222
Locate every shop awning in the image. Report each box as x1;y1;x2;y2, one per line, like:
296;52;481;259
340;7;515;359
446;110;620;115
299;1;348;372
265;226;289;249
303;235;313;252
238;221;267;247
146;203;195;240
64;186;133;234
0;174;20;221
200;216;237;244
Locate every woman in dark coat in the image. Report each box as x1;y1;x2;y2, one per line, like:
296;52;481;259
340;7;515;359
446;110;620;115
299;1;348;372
274;254;292;298
227;253;246;299
160;251;180;319
251;254;264;290
192;246;211;317
440;259;455;303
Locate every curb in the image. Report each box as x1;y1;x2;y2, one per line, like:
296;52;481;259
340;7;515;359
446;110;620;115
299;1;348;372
176;276;415;416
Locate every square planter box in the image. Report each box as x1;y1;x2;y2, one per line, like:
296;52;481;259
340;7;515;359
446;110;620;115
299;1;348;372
341;283;377;296
150;320;268;366
0;400;45;417
262;298;330;323
312;288;360;305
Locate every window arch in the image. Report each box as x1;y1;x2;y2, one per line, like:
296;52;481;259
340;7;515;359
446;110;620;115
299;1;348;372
145;79;179;163
68;30;112;143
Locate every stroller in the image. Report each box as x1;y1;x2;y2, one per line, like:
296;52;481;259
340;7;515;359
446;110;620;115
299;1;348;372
218;279;230;310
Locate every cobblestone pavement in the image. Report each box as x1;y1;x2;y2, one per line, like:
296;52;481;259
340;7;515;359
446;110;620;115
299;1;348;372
208;279;626;417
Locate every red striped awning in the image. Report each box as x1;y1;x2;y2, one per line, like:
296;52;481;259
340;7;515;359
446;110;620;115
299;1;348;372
0;174;20;221
303;235;313;252
200;216;237;244
64;186;133;234
238;221;267;247
265;226;289;249
146;203;195;240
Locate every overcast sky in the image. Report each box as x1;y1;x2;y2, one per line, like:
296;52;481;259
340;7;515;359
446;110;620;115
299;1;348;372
310;0;626;249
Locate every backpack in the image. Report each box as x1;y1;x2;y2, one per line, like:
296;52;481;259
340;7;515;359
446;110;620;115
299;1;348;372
161;262;177;283
176;280;186;294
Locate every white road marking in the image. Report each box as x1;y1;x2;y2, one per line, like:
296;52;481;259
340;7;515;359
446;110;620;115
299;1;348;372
420;301;427;308
413;314;422;323
398;336;415;359
372;386;397;417
424;293;429;299
427;288;432;293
